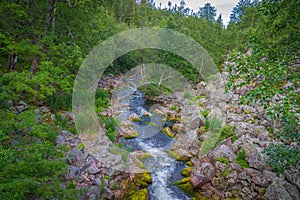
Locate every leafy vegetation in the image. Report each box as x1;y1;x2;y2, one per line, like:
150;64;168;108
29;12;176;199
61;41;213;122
0;110;78;199
236;149;250;168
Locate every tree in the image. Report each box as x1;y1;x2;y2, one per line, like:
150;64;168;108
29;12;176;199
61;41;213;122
198;3;217;22
229;0;253;24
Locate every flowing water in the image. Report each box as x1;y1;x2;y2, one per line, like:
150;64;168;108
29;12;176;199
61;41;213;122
114;77;191;200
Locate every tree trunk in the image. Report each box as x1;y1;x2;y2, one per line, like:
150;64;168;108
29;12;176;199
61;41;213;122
30;55;41;76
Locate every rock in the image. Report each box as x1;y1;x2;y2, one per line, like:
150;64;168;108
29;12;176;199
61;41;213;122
87;165;101;175
173;177;194;194
172;123;188;134
284;165;300;190
67;166;80;180
66;149;84;164
14;101;29;113
162;127;175;138
208;144;236;162
265;180;293;200
128;112;141;122
124;130;139;139
191;162;215;188
234;122;255;136
86;186;101;200
169;130;199;160
243;141;267;170
181;167;193;177
101;187;115;200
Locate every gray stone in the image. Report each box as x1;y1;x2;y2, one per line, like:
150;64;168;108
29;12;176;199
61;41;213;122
171;130;199;158
87;186;101;200
101;187;115;200
66;149;84;164
284;165;300;190
191;162;215;187
208;144;236;162
67;166;80;179
87;166;101;175
265;181;293;200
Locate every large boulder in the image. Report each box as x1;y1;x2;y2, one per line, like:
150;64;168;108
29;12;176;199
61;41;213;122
169;130;199;160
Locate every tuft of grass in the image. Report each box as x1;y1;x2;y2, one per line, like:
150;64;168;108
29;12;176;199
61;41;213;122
236;149;250;168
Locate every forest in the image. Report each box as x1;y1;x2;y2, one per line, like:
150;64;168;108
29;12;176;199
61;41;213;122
0;0;299;199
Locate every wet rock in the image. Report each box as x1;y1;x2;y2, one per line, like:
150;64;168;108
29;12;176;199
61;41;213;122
162;127;175;138
191;162;215;187
172;123;188;134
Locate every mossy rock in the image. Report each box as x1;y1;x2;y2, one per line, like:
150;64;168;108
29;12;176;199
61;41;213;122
130;189;148;200
178;182;193;195
124;130;139;139
173;177;191;185
191;194;210;200
166;114;180;121
162;127;175;138
167;150;190;162
131;117;142;122
135;171;152;188
181;167;193;177
186;160;194;166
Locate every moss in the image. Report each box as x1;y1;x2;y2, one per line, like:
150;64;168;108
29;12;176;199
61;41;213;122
135;171;152;188
186;160;194;166
192;196;209;200
167;150;189;162
145;122;156;126
217;157;229;166
173;177;193;195
177;182;193;195
124;130;139;139
198;126;206;134
130;188;148;200
131;117;142;122
162;127;175;138
221;170;231;177
173;177;190;185
181;167;193;177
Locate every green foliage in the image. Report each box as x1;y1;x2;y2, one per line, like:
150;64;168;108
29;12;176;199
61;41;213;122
0;110;79;199
139;83;172;97
264;144;299;175
236;149;250;168
46;93;72;112
95;88;110;110
217;124;236;144
217;157;229;166
201;109;210;118
103;117;118;142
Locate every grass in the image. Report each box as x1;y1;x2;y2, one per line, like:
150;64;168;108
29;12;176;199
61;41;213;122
236;149;250;168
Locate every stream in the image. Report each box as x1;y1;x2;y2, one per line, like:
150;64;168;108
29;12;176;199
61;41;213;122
114;77;191;200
